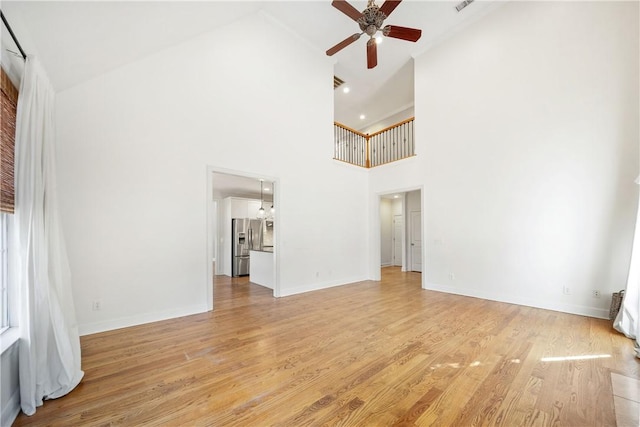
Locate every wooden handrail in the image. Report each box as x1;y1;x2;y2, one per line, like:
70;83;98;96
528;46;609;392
333;116;415;139
333;121;367;138
368;117;415;138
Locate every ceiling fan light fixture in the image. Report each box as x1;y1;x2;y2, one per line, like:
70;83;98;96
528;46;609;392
326;0;422;69
364;24;378;37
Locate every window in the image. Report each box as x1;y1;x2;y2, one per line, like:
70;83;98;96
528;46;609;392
1;66;18;332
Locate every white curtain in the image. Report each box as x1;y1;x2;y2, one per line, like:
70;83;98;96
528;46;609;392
614;175;640;358
15;56;84;415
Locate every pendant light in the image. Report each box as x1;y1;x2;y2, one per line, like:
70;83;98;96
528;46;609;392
257;179;265;219
269;182;275;219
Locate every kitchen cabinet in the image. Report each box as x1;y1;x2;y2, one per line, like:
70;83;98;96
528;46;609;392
250;250;273;289
230;198;248;218
229;198;265;219
248;200;262;218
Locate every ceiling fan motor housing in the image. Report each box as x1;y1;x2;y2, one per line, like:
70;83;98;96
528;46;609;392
358;4;387;36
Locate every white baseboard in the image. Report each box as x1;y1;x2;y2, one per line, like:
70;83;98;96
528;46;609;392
279;276;369;297
425;282;610;319
1;387;20;427
78;303;209;336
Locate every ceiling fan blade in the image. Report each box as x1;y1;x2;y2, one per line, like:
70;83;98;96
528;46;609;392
326;33;361;56
367;38;377;69
383;25;422;42
331;0;364;21
379;0;403;17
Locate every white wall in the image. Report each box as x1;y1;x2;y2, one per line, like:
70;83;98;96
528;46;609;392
1;341;20;426
369;1;639;318
55;11;369;335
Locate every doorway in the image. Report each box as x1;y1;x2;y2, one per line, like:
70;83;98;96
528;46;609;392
409;210;422;272
206;167;279;310
377;188;423;285
393;214;403;266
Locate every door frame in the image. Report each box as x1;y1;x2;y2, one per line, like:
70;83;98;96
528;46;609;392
206;165;280;311
371;186;425;289
409;209;422;272
392;214;403;267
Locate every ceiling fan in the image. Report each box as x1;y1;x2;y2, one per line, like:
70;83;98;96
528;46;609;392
326;0;422;69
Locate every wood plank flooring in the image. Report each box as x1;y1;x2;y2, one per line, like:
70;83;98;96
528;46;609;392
13;267;640;426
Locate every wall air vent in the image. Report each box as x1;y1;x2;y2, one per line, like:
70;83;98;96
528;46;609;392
334;75;345;90
455;0;474;12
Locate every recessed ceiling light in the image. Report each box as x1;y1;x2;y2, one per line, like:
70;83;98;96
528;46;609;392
393;195;400;199
375;36;383;44
360;114;366;120
343;86;350;93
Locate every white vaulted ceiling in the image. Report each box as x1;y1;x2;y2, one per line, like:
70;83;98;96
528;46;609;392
1;0;503;129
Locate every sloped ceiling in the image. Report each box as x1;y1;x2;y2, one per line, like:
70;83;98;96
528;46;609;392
1;1;505;199
1;0;504;131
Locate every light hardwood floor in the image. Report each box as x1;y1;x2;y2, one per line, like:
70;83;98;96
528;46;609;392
14;267;640;426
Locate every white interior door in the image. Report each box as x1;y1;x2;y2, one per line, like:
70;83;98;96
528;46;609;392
410;210;422;272
393;215;403;266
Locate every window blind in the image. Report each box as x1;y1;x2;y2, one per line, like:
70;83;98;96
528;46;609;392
0;67;18;214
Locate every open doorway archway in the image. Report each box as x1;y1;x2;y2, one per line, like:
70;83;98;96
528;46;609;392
375;187;424;287
206;166;279;311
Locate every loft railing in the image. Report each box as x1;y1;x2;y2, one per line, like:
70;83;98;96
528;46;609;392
333;122;368;168
333;117;415;168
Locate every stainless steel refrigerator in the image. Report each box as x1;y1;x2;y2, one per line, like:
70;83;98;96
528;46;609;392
231;218;262;277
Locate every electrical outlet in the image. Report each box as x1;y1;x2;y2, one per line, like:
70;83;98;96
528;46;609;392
593;290;601;298
563;286;571;295
92;300;101;311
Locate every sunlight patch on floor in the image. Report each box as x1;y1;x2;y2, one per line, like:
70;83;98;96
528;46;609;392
540;354;611;362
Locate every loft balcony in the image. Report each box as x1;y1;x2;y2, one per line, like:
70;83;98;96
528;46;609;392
333;117;415;168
